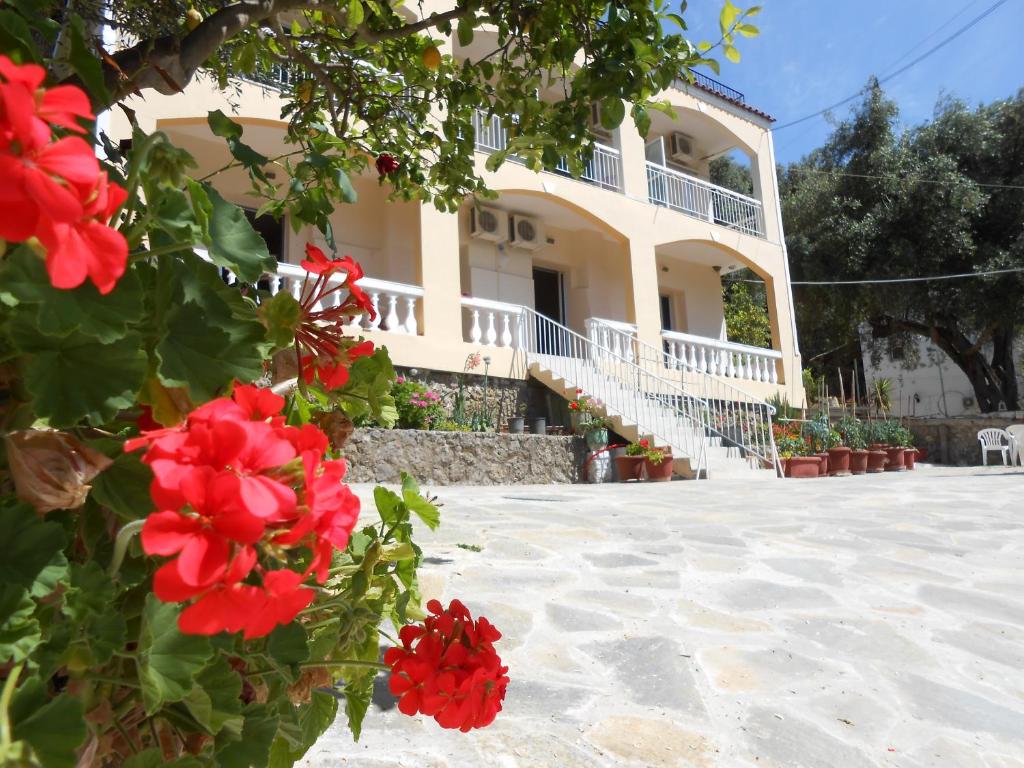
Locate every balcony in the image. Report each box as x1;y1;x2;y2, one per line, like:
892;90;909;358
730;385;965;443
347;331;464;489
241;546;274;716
661;330;780;384
471;110;623;192
646;162;765;238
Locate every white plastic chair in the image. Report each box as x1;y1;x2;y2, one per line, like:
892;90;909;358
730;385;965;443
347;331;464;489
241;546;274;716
977;428;1011;466
1006;425;1024;466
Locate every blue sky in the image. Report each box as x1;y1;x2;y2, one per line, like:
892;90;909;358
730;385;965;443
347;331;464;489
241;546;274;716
682;0;1024;164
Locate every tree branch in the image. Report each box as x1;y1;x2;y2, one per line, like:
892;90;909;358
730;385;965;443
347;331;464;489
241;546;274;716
348;5;472;45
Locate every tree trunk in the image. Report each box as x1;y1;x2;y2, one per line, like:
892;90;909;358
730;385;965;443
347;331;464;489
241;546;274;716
870;316;1020;413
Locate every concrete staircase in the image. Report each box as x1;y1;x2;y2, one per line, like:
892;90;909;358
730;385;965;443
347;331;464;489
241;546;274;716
528;352;778;481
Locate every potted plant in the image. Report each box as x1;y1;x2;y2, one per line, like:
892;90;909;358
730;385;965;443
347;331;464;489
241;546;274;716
802;417;831;477
786;440;821;478
894;424;917;469
841;418;870;475
583;415;610;452
616;440;648;482
643;443;674;482
880;420;906;472
509;403;526;434
827;423;852;477
529;415;547;435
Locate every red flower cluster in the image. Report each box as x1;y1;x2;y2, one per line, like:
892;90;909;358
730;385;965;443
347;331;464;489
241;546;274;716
0;56;128;294
295;244;377;389
375;153;399;176
126;384;361;638
638;438;650;449
385;599;508;732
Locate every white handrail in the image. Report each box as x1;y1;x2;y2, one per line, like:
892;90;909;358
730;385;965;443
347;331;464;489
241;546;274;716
587;318;781;472
646;161;766;238
521;305;710;477
661;329;781;384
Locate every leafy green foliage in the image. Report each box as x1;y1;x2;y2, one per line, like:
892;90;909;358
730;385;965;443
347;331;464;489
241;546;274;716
723;275;772;348
782;82;1024;411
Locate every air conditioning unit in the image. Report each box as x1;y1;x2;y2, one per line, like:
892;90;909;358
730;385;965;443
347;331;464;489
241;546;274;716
589;103;613;142
670;132;696;163
509;215;545;251
469;206;507;242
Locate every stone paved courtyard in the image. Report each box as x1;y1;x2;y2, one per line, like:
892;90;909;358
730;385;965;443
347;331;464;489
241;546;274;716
302;466;1024;768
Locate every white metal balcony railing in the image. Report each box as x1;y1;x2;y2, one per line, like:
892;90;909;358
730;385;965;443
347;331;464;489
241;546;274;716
460;296;526;348
646;161;765;238
471;110;623;192
661;330;781;384
199;250;424;335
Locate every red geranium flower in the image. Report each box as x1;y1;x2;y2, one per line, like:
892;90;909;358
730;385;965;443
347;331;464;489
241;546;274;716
128;383;362;638
385;599;508;732
375;153;399;176
0;55;93;150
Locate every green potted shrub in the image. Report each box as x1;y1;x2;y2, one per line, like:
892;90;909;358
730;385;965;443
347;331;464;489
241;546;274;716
864;420;889;472
643;443;674;482
802;417;832;477
881;420;906;472
897;424;918;469
616;440;648;482
827;423;852;477
583;415;611;452
840;418;870;475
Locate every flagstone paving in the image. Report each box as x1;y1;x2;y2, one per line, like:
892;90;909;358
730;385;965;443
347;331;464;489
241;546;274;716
302;465;1024;768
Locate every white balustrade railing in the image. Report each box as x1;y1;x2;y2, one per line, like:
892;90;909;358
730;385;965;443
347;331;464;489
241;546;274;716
586;318;781;473
199;251;423;335
586;318;638;362
646;162;766;238
661;330;781;384
460;296;526;348
472;109;623;192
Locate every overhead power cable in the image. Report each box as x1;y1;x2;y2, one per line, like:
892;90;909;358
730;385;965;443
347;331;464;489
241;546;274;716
725;266;1024;286
772;0;1014;132
785;166;1024;191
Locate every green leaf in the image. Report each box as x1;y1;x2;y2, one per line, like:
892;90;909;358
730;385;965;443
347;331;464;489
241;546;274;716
208;110;268;172
201;183;275;282
64;562;116;622
373;486;402;526
333;168;357;204
138;596;213;715
736;22;759;37
0;588;40;664
457;16;474;46
125;748;204;768
156;302;266;402
185;656;244;736
13;319;146;427
599;98;625;130
401;473;440;531
719;0;740;37
0;249;145;342
342;675;373;741
68;16;108;106
0;10;39;63
10;679;86;768
258;290;302;349
347;0;364;26
0;501;67;591
91;452;156;521
267;622;310;666
723;44;741;64
215;704;279;768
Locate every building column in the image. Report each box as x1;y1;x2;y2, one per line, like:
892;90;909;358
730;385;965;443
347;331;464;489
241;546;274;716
416;203;463;343
627;237;662;349
618;110;650;204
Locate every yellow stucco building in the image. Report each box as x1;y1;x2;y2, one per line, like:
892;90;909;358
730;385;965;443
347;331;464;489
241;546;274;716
108;13;804;477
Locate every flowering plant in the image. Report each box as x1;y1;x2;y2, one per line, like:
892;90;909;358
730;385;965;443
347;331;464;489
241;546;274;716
0;51;505;768
625;437;666;463
393;377;445;430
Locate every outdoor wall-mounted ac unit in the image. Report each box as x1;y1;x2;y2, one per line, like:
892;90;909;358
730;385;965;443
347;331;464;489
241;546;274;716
469;206;507;242
509;215;545;251
589;103;614;142
670;132;696;163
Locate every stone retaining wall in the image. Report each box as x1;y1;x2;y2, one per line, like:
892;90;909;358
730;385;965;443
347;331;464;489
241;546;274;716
343;428;587;485
906;413;1024;465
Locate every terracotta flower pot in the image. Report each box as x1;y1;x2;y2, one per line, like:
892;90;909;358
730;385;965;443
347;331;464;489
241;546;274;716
787;456;820;478
866;450;887;473
644;453;674;482
781;457;791;477
903;448;917;470
884;447;906;471
916;447;929;462
849;450;869;475
614;455;645;482
815;452;830;477
827;446;852;476
869;443;888;452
